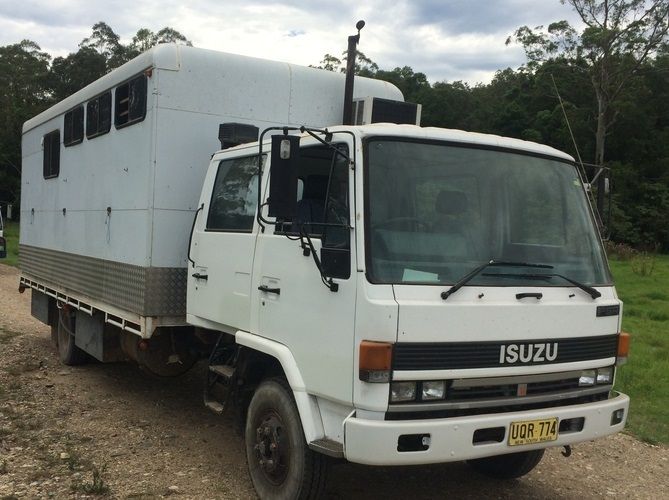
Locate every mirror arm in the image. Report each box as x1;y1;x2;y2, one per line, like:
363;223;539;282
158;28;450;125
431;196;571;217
299;226;339;292
300;126;351;163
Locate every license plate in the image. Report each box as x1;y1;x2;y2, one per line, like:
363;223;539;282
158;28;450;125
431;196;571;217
508;418;558;446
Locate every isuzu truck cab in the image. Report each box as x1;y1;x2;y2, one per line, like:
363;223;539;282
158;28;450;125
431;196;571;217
187;123;629;498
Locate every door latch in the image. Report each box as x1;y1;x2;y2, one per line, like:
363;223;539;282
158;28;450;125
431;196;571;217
192;273;208;281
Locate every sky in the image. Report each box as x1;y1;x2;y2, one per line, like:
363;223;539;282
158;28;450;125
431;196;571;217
0;0;584;85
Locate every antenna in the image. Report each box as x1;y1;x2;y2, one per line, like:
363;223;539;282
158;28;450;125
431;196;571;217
551;74;607;236
550;75;585;175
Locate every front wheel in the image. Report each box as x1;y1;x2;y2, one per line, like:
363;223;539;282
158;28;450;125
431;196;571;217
245;378;329;500
467;449;544;479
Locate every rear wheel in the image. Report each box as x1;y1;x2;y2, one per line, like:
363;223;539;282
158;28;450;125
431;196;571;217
467;449;544;479
245;378;328;500
56;307;88;366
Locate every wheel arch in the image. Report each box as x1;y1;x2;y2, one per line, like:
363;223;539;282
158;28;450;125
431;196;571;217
235;330;325;443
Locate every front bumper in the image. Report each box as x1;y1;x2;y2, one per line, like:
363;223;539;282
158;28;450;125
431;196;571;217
343;391;629;465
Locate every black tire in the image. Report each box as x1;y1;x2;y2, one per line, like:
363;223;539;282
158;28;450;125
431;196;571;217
57;308;88;366
245;378;329;500
467;449;544;479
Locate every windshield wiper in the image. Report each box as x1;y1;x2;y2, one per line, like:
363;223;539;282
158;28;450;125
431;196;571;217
481;272;601;299
441;260;554;300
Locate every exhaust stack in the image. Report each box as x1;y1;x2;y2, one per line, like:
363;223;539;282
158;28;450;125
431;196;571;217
342;20;365;125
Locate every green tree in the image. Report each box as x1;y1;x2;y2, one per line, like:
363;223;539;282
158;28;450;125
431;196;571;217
49;47;107;101
80;22;192;71
0;40;52;205
509;0;669;212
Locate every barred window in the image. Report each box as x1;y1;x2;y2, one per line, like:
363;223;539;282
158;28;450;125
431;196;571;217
86;91;112;139
63;106;84;146
115;74;147;128
43;130;60;179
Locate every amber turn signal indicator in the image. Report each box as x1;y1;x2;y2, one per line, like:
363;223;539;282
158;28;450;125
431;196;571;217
359;341;393;383
617;331;630;365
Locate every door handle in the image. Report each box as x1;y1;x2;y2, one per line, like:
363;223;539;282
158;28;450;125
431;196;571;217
192;273;208;280
258;285;281;295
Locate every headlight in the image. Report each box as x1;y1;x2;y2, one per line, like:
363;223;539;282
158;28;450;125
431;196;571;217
390;382;416;402
421;381;446;401
596;366;614;384
579;370;596;386
579;366;614;386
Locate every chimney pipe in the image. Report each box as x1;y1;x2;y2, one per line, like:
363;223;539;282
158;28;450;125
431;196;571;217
342;20;365;125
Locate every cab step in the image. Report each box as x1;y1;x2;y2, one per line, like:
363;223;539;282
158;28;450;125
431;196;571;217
209;364;235;380
309;438;344;458
204;400;225;415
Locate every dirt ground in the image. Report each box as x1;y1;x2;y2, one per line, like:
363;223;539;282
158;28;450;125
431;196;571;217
1;263;667;499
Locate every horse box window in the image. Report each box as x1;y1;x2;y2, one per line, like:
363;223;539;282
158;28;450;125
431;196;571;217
115;74;148;128
63;106;84;146
87;91;112;139
43;130;60;179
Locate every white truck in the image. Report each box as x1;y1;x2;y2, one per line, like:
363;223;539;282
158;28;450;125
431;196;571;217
19;43;630;499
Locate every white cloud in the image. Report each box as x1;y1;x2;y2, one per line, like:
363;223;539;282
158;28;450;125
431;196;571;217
0;0;585;84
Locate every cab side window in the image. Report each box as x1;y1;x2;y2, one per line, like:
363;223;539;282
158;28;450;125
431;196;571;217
206;155;263;232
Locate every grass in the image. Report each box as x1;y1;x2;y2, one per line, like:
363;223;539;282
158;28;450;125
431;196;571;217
610;254;669;445
1;220;18;266
70;464;111;496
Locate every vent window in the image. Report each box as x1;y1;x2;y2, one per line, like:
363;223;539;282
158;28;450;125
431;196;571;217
43;130;60;179
207;155;263;232
63;106;84;146
115;74;147;128
86;91;112;139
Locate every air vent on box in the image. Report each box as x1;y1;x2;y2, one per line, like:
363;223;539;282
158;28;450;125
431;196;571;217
218;123;259;149
352;97;421;126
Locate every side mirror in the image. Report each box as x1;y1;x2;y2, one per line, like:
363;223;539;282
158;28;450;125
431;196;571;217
268;134;300;219
320;247;350;279
0;236;6;259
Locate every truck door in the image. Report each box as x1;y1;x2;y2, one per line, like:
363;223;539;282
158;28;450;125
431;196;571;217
252;139;356;405
187;154;262;333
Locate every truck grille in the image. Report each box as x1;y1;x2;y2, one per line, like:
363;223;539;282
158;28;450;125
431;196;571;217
393;334;618;370
386;392;610;420
386;370;614;419
448;377;580;401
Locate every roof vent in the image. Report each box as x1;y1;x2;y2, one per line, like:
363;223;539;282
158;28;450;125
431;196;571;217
218;123;259;149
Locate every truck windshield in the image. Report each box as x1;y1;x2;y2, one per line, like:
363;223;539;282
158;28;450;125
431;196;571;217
365;138;611;287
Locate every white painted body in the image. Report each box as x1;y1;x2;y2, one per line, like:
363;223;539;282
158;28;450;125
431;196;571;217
19;44;402;331
21;44;401;266
188;124;629;464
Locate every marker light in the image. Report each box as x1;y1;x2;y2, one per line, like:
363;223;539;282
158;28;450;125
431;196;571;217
359;341;393;383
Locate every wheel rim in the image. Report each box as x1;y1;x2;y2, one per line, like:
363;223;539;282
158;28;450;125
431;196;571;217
252;410;290;485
